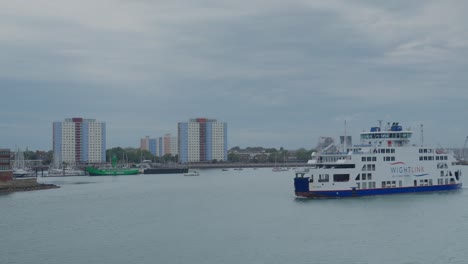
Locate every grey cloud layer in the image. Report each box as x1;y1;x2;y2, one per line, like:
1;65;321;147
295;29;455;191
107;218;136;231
1;0;467;149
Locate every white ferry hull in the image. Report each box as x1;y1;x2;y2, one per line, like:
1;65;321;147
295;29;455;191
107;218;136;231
294;177;462;198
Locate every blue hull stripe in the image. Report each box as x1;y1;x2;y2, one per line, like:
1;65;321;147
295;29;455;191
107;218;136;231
294;178;462;198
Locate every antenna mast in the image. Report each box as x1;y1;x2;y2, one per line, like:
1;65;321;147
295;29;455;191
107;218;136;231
420;124;424;147
344;120;347;151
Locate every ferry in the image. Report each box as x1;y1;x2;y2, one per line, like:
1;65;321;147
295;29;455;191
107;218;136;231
294;122;463;198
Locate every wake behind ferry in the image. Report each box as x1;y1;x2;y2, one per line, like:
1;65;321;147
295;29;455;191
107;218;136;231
294;122;463;198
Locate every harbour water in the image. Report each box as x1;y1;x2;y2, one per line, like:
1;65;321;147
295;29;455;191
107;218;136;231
1;168;468;264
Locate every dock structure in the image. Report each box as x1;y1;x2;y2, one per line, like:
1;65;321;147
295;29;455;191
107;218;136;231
30;165;50;177
185;162;313;169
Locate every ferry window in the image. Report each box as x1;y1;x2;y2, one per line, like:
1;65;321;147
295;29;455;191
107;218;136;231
455;171;459;181
419;157;423;161
424;149;427;153
424;156;428;161
399;180;402;187
391;157;395;161
391;149;395;153
429;179;433;185
419;149;422;153
362;165;367;171
436;156;439;160
371;164;375;171
367;157;372;162
357;183;360;189
440;171;444;177
368;173;372;180
372;157;377;161
333;174;350;182
318;174;329;182
362;182;367;189
355;174;360;180
362;173;367;180
362;157;366;162
382;182;386;188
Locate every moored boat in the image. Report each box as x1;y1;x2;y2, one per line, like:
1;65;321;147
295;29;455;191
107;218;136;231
184;170;199;176
272;167;288;172
86;154;139;176
48;167;85;177
294;122;463;198
86;167;139;176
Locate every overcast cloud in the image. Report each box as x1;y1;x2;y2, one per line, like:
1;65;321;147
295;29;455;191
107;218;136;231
1;0;467;150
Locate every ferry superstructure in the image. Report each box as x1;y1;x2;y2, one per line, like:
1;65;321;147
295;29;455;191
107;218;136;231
294;122;463;198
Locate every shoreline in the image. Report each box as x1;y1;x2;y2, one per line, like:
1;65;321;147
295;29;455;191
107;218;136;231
0;183;59;193
0;177;60;193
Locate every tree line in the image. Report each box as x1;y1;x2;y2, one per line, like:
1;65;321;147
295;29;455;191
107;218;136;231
18;146;314;165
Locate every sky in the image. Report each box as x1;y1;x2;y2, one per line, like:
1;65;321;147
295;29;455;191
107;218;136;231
1;0;468;151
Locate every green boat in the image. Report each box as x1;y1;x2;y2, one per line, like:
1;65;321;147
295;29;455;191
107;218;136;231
86;154;139;176
86;166;139;176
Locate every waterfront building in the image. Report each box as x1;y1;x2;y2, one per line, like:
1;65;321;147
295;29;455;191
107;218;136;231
178;118;227;163
0;149;12;181
141;135;176;157
157;134;178;157
169;135;178;156
53;118;106;166
140;136;150;151
148;138;157;156
140;136;158;156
